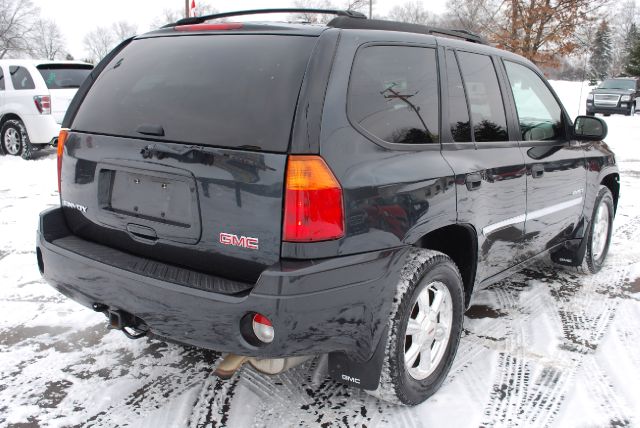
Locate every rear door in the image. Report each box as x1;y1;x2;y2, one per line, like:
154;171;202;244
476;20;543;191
61;34;319;284
36;64;93;124
440;49;527;282
501;60;586;258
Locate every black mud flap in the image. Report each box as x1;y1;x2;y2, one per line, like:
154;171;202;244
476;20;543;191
328;326;388;390
550;236;588;267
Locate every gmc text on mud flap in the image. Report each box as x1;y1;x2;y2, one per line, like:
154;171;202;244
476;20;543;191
341;374;361;384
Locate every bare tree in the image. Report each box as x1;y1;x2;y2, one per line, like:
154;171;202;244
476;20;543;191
150;5;220;29
83;27;115;63
150;8;182;28
0;0;40;59
30;19;66;60
389;1;437;25
444;0;501;35
112;21;137;42
291;0;335;23
610;0;640;75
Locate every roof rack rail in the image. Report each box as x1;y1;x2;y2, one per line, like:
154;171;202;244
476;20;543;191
165;8;367;28
327;17;488;45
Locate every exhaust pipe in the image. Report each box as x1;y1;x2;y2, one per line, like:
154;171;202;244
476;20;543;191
214;354;249;379
213;354;312;380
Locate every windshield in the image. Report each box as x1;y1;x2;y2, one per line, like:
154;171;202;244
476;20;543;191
72;35;316;152
598;79;636;90
37;64;93;89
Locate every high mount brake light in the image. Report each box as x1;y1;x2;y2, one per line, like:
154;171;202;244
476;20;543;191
57;129;68;194
283;155;344;242
174;22;244;31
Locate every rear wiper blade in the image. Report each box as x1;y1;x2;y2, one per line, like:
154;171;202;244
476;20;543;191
141;143;217;165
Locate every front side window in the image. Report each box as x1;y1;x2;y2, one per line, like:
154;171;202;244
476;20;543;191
349;45;439;145
0;68;5;90
9;66;35;90
504;61;565;141
457;52;508;142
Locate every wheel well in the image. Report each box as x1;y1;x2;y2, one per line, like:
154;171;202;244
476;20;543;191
414;224;477;307
601;173;620;214
0;113;22;129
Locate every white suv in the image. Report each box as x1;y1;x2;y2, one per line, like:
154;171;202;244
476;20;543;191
0;60;93;159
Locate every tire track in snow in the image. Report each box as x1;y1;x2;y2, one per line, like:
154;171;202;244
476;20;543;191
479;259;628;427
82;346;219;426
581;356;633;427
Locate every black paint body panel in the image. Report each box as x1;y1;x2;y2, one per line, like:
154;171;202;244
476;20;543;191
39;24;620;390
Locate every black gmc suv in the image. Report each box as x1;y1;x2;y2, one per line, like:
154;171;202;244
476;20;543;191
587;77;640;116
36;9;619;405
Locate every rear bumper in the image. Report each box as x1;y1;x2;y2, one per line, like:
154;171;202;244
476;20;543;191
21;114;60;145
37;207;407;360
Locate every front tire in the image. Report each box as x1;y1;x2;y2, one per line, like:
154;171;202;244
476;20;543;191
367;249;464;405
1;120;33;159
584;186;614;273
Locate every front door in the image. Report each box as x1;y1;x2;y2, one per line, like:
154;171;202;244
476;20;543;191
501;60;586;258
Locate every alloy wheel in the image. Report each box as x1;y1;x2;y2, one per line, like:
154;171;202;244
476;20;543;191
4;128;21;155
404;281;453;380
591;200;610;261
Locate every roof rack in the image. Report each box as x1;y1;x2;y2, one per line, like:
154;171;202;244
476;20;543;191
166;8;367;28
327;17;488;45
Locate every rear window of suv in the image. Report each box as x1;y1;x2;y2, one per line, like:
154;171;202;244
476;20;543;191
37;64;93;89
72;35;317;152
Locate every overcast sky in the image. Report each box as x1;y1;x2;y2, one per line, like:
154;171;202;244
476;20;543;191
34;0;449;59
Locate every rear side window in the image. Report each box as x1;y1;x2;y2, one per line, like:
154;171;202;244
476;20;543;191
37;64;93;89
504;61;565;141
445;50;471;142
456;52;508;142
9;66;35;90
72;35;316;152
0;68;4;90
349;45;439;145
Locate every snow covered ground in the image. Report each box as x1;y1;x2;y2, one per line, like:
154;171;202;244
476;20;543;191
0;81;639;427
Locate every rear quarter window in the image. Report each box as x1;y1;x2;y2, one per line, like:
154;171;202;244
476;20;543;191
9;66;35;90
0;68;4;90
72;35;316;152
348;45;440;145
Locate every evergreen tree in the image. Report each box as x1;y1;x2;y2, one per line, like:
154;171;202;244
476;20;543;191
624;24;640;76
590;20;613;80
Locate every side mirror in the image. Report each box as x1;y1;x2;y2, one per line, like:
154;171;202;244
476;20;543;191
573;116;608;141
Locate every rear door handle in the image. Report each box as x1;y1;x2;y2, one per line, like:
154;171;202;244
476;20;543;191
465;173;482;191
531;164;545;179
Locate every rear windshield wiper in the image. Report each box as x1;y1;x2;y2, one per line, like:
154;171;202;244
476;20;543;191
141;143;217;165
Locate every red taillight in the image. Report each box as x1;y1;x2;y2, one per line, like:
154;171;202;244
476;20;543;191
252;313;274;343
283;155;344;242
175;22;243;31
57;129;68;194
34;95;51;115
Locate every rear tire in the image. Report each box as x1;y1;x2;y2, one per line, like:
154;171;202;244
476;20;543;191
1;120;33;160
583;186;614;274
367;248;464;405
